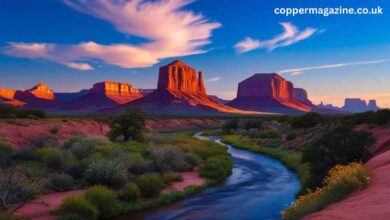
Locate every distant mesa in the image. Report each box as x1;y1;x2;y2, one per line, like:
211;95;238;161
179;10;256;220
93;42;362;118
227;73;312;114
209;95;230;104
341;98;381;113
1;83;59;108
56;81;143;112
104;60;261;115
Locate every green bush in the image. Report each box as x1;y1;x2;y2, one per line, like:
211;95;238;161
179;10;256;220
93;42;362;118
57;195;98;220
13;147;35;160
65;160;88;179
36;147;69;171
302;124;374;188
222;119;239;133
183;152;201;167
85;185;121;219
282;163;369;220
56;213;84;220
199;155;233;179
107;109;146;142
28;133;58;148
136;174;164;198
0;212;21;220
121;183;141;202
0;141;14;167
85;158;128;189
14;109;46;119
50;173;75;192
286;132;297;141
290;112;324;128
127;153;153;174
148;146;190;172
162;172;183;185
67;136;111;160
243;119;263;131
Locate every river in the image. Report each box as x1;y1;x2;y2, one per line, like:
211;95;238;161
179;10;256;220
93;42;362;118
117;133;300;220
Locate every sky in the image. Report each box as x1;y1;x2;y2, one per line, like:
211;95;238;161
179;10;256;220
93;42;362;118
0;0;389;107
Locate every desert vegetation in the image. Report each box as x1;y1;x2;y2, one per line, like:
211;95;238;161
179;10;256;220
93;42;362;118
0;110;232;219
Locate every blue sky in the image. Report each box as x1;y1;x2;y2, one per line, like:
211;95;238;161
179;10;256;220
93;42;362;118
0;0;389;107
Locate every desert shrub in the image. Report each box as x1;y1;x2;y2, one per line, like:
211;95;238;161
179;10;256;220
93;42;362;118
222;119;239;133
85;185;120;219
128;153;153;174
199;155;233;179
162;172;183;185
14;109;46;119
282;163;369;220
243;119;263;131
121;183;141;202
67;136;111;160
36;147;69;171
0;105;16;118
302;124;374;188
0;169;42;209
50;173;75;192
49;126;60;135
0;212;21;220
28;133;58;148
65;160;88;179
290;112;324;128
0;141;14;167
85;158;128;189
57;195;98;220
286;132;297;141
56;213;84;220
13;147;36;160
107;109;146;142
347;109;390;125
183;152;201;167
148;146;190;172
136;174;164;198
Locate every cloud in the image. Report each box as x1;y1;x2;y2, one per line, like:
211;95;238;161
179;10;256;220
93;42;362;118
234;37;261;54
2;0;220;70
207;77;221;82
235;22;317;53
279;58;390;75
66;62;94;71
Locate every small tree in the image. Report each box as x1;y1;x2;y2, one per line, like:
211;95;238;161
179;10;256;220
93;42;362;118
108;109;146;142
222;119;239;133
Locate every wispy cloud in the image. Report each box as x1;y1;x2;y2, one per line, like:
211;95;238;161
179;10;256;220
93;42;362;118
279;58;390;75
208;77;221;82
2;0;220;70
234;22;317;53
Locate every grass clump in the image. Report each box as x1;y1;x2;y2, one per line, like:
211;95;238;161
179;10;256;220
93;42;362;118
136;174;164;198
282;162;370;220
84;185;121;219
50;173;75;192
57;195;98;220
199;155;233;179
121;183;141;202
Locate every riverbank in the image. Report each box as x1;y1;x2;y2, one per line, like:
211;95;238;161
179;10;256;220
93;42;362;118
211;133;310;192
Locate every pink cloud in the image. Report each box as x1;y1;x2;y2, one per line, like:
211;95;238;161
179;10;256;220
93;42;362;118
2;0;220;70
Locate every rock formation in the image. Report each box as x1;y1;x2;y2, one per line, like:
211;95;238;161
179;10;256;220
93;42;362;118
228;73;312;114
105;60;261;115
0;83;59;108
26;83;55;100
57;81;143;112
341;98;381;113
294;88;314;106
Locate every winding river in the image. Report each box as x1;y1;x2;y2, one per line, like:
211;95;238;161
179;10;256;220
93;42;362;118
119;133;300;220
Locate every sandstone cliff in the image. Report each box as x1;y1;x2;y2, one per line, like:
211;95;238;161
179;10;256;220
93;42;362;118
105;60;263;115
57;81;143;112
228;73;312;114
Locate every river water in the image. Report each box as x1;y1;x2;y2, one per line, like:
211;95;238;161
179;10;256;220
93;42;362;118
118;133;300;220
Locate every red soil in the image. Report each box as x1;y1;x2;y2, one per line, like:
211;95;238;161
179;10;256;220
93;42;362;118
304;124;390;220
14;190;85;220
0;118;223;149
162;172;206;194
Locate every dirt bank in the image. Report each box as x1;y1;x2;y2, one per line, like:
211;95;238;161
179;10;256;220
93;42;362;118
304;124;390;220
0;118;223;149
